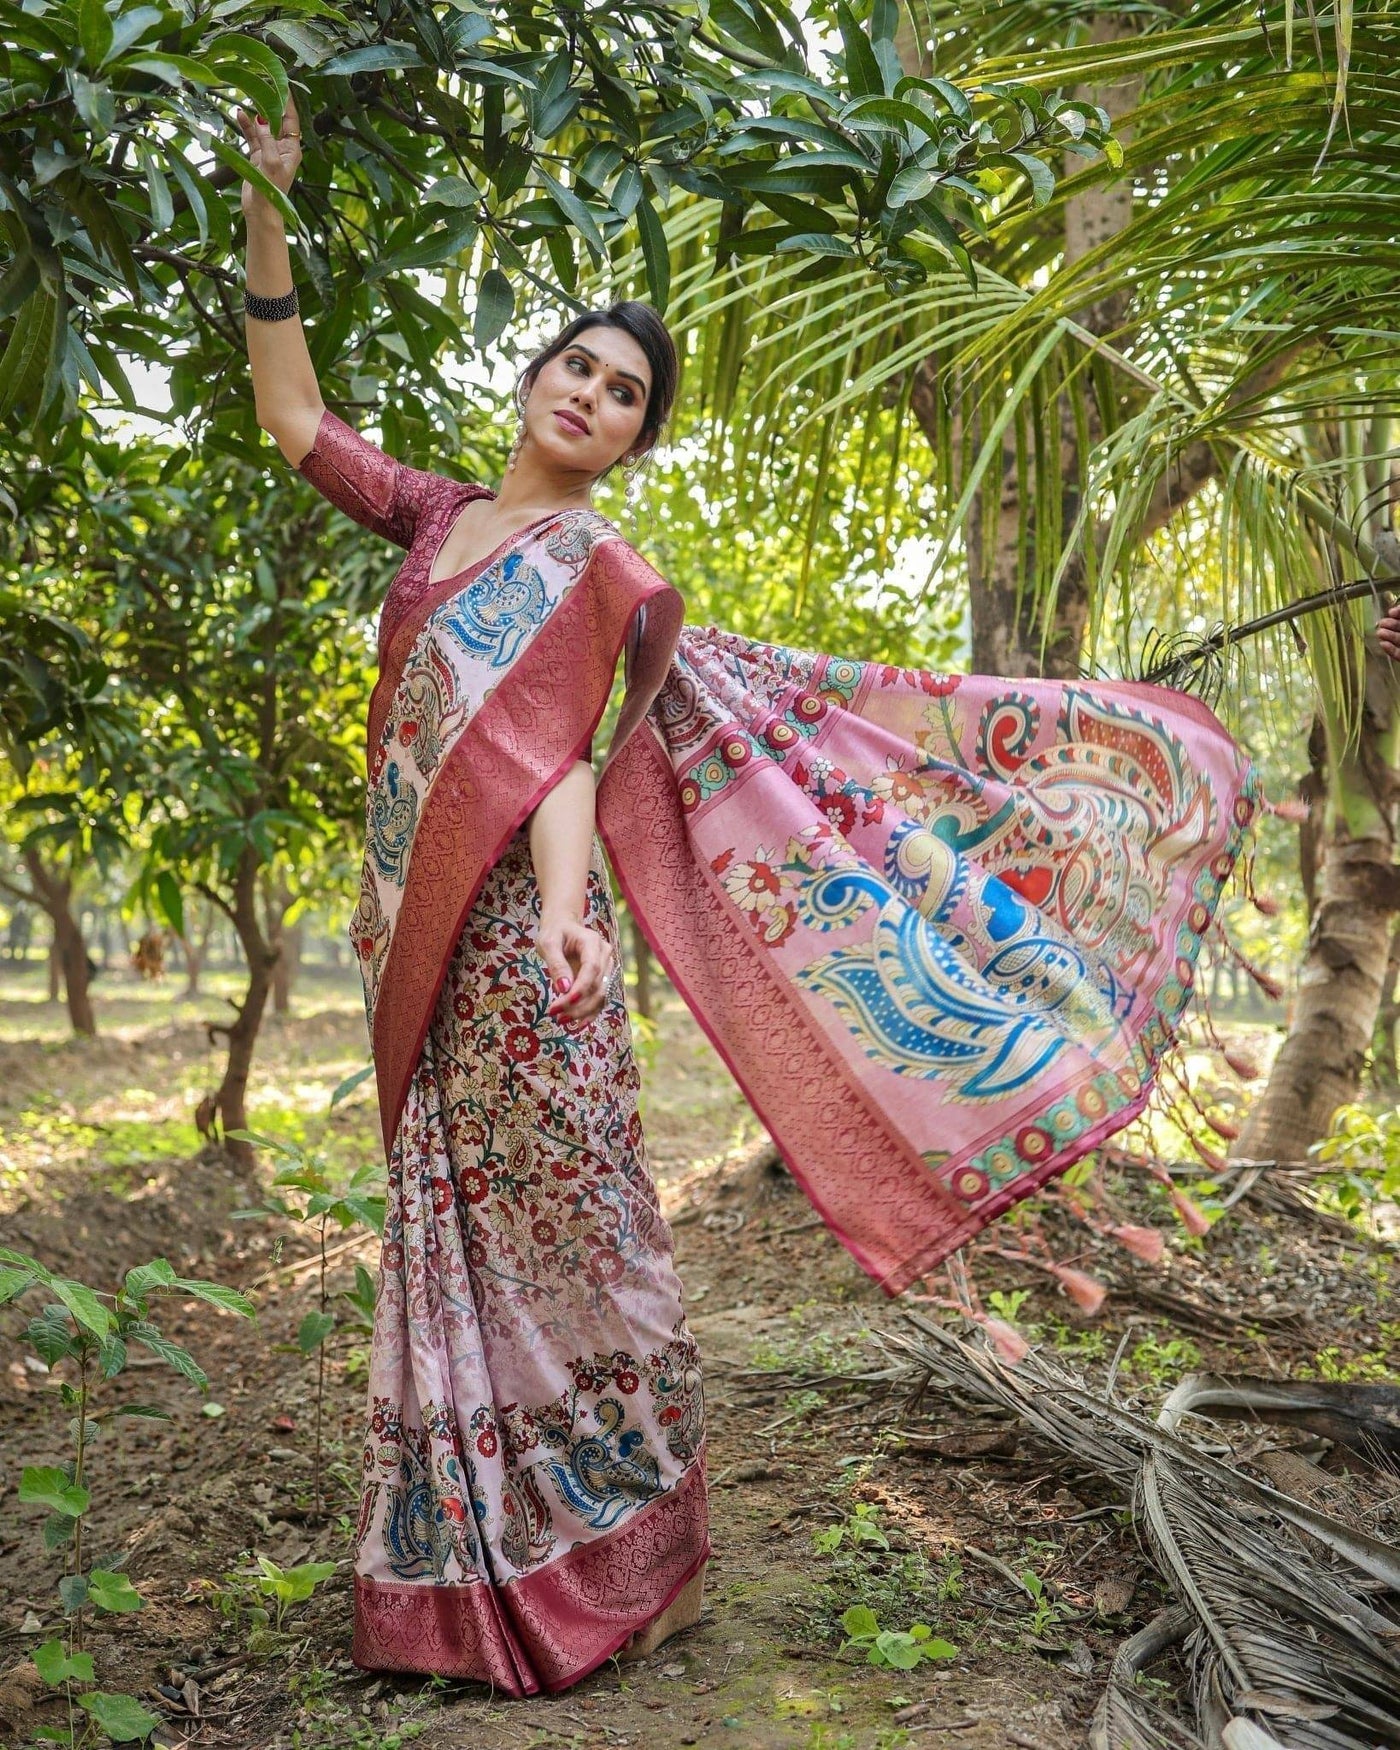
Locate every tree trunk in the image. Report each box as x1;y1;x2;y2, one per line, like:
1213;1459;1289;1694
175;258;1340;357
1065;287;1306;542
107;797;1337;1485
900;9;1143;679
177;909;208;998
1236;834;1397;1160
1236;642;1400;1161
272;916;303;1015
47;941;61;1001
1369;919;1400;1091
22;849;96;1036
208;851;281;1169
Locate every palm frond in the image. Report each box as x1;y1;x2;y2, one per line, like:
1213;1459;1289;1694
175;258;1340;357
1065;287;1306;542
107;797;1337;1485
867;1313;1400;1750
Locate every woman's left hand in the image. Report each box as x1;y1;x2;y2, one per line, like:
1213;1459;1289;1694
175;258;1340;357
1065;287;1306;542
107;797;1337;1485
538;912;615;1023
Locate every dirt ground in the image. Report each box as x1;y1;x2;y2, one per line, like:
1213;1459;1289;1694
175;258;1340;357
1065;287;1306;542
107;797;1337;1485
0;958;1395;1750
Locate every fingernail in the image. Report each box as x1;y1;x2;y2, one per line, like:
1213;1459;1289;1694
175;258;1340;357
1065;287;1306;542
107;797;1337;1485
256;114;265;123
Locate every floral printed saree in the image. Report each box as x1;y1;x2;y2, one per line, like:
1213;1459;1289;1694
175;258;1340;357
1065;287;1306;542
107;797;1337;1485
294;407;1260;1694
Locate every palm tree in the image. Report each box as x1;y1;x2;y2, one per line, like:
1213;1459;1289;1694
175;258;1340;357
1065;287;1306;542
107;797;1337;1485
579;0;1400;1159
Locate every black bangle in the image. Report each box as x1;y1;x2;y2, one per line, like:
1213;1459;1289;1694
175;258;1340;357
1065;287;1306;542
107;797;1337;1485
243;286;299;322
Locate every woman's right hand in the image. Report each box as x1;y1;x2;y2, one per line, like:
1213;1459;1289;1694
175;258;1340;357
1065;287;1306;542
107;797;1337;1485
1380;599;1400;661
236;97;304;221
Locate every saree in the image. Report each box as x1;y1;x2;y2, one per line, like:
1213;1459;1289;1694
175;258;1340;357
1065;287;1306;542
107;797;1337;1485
294;407;1260;1693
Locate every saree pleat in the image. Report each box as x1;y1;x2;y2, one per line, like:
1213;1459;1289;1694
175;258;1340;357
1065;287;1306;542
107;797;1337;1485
352;829;709;1694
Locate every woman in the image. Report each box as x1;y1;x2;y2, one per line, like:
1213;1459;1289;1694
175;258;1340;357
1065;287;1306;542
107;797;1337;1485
239;101;1263;1694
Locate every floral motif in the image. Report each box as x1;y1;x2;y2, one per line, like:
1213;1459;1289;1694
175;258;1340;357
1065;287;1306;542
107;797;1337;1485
353;828;706;1598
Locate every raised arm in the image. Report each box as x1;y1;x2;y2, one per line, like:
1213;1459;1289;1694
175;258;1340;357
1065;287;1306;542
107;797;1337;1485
237;100;444;550
237;99;322;468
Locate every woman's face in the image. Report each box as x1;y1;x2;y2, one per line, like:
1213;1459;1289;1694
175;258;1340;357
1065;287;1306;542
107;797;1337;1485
523;327;654;478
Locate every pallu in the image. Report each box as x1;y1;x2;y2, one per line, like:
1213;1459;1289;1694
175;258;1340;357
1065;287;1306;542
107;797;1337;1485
294;407;1260;1693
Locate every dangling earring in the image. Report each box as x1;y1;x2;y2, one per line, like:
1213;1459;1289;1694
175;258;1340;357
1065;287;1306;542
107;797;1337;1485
622;450;649;505
506;386;527;472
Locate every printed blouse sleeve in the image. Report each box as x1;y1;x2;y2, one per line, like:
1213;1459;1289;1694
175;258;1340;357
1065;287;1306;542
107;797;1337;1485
294;406;441;550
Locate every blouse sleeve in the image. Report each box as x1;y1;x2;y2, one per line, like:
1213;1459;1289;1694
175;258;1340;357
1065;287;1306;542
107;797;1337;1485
295;406;442;550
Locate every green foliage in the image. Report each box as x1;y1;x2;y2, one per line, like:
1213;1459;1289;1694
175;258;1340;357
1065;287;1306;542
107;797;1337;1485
0;0;1112;460
837;1603;957;1670
2;1247;252;1745
813;1501;890;1555
1309;1102;1400;1230
230;1123;383;1517
223;1555;339;1632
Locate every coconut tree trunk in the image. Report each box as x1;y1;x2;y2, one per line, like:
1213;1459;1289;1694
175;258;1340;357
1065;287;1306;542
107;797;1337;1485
1369;920;1400;1091
900;9;1142;679
1236;642;1400;1162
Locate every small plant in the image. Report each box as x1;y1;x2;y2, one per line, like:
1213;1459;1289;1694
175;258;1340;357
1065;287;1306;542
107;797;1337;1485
1019;1567;1067;1638
1309;1103;1400;1231
223;1554;340;1632
985;1288;1032;1323
0;1247;254;1745
813;1501;891;1556
230;1106;385;1520
837;1604;957;1670
1124;1332;1201;1385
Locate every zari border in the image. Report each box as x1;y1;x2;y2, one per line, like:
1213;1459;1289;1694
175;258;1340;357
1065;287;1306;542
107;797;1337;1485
598;722;982;1295
598;720;1252;1298
352;1447;710;1695
369;544;683;1159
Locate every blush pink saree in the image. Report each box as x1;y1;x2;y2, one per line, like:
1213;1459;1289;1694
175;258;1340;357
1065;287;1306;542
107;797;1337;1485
295;408;1260;1695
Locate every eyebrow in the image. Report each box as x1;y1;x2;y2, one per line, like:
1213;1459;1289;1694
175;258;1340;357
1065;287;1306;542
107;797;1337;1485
569;343;649;396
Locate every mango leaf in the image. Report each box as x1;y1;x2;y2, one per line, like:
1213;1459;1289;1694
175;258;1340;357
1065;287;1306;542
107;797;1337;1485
198;32;290;131
473;267;514;350
77;0;114;73
154;870;184;935
328;1062;375;1109
105;4;165;63
68;69;116;139
319;42;424;74
423;175;480;209
834;0;885;99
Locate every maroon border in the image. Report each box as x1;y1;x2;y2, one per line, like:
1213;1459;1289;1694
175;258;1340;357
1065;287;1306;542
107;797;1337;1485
370;544;683;1158
352;1450;710;1695
598;722;982;1296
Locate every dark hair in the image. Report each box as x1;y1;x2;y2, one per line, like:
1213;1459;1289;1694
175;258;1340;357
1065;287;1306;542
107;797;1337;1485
516;301;678;477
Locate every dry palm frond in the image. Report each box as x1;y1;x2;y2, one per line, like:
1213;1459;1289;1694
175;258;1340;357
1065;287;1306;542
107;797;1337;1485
868;1313;1400;1750
1089;1608;1204;1750
1160;1375;1400;1471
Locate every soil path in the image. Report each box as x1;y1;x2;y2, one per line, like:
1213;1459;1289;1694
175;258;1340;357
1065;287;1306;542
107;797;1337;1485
0;963;1394;1750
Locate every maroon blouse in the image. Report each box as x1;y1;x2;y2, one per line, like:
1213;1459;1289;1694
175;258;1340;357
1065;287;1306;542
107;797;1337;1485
295;405;497;660
295;404;598;761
